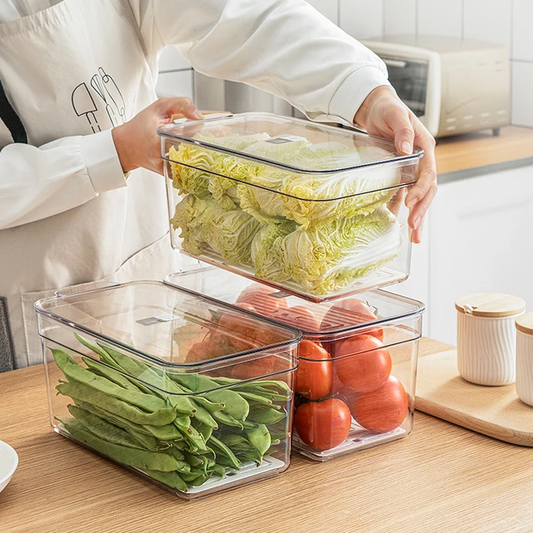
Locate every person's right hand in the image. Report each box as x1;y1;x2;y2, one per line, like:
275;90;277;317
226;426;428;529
112;97;203;175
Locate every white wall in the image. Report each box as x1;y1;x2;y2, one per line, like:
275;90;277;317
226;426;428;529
155;1;533;128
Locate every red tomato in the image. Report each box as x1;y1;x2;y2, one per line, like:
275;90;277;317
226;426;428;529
270;306;321;332
185;341;212;363
236;285;287;317
335;334;392;393
230;355;276;381
295;341;333;400
350;376;409;433
294;398;352;451
217;304;258;352
321;299;383;341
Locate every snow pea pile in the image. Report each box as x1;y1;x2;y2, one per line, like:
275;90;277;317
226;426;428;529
53;335;291;492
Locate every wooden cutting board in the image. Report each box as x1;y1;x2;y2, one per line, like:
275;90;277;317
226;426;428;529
415;349;533;446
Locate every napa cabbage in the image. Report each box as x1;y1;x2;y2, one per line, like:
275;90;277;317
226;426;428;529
171;194;260;265
251;219;298;282
276;206;402;294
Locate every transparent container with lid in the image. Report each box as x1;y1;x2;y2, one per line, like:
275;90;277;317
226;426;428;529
158;112;423;302
165;267;425;461
35;281;301;499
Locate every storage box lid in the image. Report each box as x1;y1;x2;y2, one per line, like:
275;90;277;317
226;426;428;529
164;267;425;338
158;112;422;199
34;281;301;370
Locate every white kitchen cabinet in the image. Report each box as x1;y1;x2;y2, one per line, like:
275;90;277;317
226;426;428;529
388;219;430;336
428;165;533;345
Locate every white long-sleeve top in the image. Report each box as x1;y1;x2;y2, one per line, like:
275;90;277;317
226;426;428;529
0;0;389;367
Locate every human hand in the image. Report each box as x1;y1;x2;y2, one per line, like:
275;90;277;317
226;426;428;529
354;86;437;243
112;97;203;175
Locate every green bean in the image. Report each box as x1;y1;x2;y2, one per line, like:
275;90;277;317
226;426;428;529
56;382;177;426
183;451;204;468
82;357;141;392
212;464;226;478
64;405;144;450
191;420;214;442
73;400;158;448
247;405;287;425
180;469;205;483
190;402;218;429
97;342;150;375
142;423;182;441
220;434;253;452
170;373;220;393
61;419;183;472
74;334;108;359
98;344;196;415
212;376;291;394
211;410;243;429
189;472;212;487
144;469;188;491
203;389;249;421
191;395;225;413
245;424;271;456
235;448;263;464
175;423;207;453
53;350;167;413
208;436;241;470
236;391;273;406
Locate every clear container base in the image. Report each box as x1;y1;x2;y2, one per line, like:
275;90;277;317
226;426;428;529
293;422;407;462
56;425;285;499
181;250;409;303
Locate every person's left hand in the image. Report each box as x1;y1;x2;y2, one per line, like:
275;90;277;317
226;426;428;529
354;86;437;244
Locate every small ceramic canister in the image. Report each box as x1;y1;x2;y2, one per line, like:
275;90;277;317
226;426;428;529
456;293;525;386
515;313;533;407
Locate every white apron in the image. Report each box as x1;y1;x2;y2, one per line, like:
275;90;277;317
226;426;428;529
0;0;181;368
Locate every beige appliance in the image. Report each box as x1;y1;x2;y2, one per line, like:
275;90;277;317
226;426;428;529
361;36;510;138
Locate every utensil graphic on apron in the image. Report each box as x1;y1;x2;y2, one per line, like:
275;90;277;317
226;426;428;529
90;67;126;127
71;82;101;133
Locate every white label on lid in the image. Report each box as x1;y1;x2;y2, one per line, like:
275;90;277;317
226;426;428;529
265;135;307;144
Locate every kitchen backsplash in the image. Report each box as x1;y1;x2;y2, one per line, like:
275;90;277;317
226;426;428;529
156;0;533;128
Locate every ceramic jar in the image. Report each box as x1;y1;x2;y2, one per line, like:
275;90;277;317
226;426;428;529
456;293;525;386
515;312;533;406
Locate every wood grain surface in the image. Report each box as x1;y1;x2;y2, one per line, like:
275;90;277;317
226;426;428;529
1;338;533;533
415;349;533;446
435;126;533;174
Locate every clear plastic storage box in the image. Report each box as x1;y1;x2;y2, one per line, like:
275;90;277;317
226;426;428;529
35;281;301;498
159;113;423;302
165;268;424;461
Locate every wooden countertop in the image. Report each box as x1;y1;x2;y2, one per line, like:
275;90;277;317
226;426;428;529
435;126;533;175
2;338;533;532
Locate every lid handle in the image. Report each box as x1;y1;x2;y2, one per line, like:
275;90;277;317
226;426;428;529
173;112;234;125
54;281;122;299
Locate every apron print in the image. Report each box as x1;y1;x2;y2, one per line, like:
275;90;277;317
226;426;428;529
71;82;101;133
71;67;126;132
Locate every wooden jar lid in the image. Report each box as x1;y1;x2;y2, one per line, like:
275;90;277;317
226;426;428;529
516;312;533;335
455;293;526;318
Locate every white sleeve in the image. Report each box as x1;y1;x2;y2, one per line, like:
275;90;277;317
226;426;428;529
129;0;390;123
0;130;127;230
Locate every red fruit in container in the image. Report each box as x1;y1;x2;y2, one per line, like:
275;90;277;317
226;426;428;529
295;340;333;400
335;334;392;393
236;285;287;317
270;306;321;332
321;299;383;344
349;376;409;433
294;398;352;451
